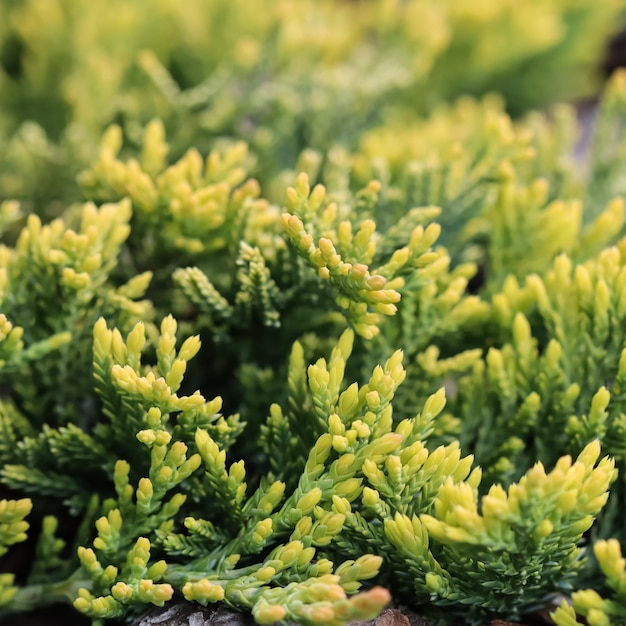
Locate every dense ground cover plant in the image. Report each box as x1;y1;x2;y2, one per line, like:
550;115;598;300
2;2;626;625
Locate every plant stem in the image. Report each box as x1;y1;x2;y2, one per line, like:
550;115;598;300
0;574;89;615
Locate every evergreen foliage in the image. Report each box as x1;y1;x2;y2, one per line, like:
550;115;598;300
1;2;626;625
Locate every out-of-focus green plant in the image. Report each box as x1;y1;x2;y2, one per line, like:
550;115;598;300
0;0;624;214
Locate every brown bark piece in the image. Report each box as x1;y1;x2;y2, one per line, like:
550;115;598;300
132;603;539;626
133;604;429;626
373;608;411;626
131;604;256;626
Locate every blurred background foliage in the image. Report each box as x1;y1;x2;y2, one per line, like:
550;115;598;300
0;0;625;216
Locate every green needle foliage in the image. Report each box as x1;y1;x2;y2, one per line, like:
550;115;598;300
553;539;626;626
2;2;626;626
